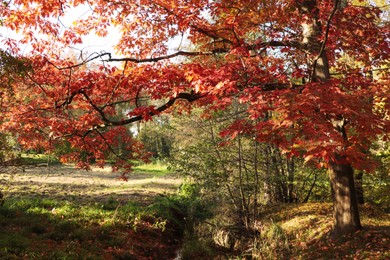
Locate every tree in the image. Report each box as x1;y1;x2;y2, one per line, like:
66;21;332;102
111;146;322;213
0;0;388;236
138;116;174;159
169;106;328;232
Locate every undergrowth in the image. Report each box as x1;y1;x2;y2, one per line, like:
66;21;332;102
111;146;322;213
0;185;199;259
178;203;389;259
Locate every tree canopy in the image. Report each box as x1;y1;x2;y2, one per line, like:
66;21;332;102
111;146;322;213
0;0;389;235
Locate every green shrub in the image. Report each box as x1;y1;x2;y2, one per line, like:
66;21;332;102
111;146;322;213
252;222;290;259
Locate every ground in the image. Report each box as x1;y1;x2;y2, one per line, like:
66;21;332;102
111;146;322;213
254;203;390;259
0;163;183;259
1;163;389;259
2;163;181;205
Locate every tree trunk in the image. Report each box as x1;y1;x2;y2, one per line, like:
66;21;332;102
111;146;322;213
287;157;295;202
329;163;362;236
302;172;318;203
355;171;364;205
298;0;363;236
0;190;4;206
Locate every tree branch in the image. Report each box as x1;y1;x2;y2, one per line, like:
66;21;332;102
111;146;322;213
311;0;339;80
94;128;122;159
84;92;204;132
48;51;218;70
248;40;303;51
330;67;390;76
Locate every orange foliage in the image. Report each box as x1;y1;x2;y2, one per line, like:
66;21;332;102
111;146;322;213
0;0;388;172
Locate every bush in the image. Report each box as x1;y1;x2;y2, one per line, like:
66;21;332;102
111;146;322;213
252;222;290;259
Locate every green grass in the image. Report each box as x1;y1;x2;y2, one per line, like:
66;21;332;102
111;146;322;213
0;196;169;258
0;159;187;258
19;154;170;175
20;153;60;165
0;178;189;259
133;160;171;176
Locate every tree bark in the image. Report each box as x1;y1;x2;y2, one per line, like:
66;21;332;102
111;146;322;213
0;190;4;206
287;157;295;203
298;0;363;236
302;172;318;203
329;163;362;236
355;171;364;205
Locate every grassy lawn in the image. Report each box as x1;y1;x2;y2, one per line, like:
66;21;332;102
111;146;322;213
1;158;389;259
0;162;184;259
133;161;172;176
19;153;61;165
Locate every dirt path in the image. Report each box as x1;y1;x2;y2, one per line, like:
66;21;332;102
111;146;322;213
0;164;182;205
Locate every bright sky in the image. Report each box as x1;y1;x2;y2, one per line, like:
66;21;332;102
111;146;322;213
0;3;189;63
0;4;121;59
58;5;121;58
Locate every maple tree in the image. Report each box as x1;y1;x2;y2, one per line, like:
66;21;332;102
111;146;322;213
0;0;389;236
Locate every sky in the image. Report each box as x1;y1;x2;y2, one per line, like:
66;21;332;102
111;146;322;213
0;4;121;59
57;5;122;59
0;2;188;63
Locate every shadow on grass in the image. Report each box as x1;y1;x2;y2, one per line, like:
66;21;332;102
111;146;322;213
0;197;181;259
1;164;181;207
21;165;170;180
294;224;390;259
4;178;180;207
254;203;389;259
0;164;185;258
5;189;159;207
258;203;333;223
